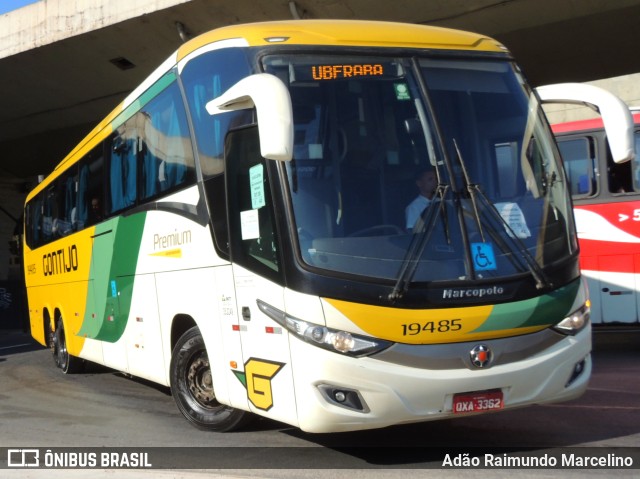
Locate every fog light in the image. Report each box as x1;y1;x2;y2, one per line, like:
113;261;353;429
566;358;587;387
317;384;369;412
334;391;347;403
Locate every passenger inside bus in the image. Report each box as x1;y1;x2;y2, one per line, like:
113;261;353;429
609;162;632;194
88;197;103;224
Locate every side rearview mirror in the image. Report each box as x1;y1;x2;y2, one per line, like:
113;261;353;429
206;73;294;162
536;83;635;164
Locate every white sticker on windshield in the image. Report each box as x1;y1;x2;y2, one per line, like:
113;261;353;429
249;164;265;209
240;209;260;240
494;202;531;239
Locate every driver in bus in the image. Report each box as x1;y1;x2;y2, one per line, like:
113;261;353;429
405;168;437;230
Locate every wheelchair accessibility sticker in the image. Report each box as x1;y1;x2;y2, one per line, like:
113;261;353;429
471;242;496;271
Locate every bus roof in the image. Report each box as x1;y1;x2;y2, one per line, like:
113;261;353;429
177;20;507;59
552;112;640;134
32;20;507;199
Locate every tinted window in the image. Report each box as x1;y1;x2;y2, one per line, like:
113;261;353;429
107;80;196;214
557;137;597;198
181;48;253;177
25;144;104;249
139;81;195;201
181;48;253;258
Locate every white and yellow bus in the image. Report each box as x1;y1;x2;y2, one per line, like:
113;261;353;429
23;20;633;433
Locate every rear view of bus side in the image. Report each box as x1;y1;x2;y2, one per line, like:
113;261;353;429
24;20;601;433
554;112;640;326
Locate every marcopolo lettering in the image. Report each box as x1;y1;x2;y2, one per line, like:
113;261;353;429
443;286;504;299
43;245;79;276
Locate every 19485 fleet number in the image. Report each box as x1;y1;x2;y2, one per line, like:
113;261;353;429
401;319;462;336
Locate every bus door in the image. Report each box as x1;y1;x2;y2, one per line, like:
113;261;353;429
226;125;298;425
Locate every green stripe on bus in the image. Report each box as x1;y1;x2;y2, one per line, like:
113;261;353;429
112;70;176;131
471;279;580;333
79;213;147;342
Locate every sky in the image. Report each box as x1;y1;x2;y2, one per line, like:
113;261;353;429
0;0;40;15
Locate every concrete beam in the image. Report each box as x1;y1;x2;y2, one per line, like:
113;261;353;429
0;0;192;59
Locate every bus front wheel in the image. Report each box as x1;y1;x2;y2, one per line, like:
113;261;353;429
170;326;251;432
53;316;83;374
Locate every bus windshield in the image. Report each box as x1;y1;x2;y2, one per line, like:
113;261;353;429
264;54;576;284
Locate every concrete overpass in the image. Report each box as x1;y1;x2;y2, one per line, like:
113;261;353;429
2;0;640;282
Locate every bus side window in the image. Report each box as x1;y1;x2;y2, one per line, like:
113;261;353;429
50;170;76;238
634;131;640;192
557;137;597;198
139;82;195;201
602;130;640;195
77;164;89;228
180;48;252;260
180;47;252;178
108;119;138;214
83;147;105;226
607;137;634;194
608;162;630;193
42;185;56;243
25;195;43;248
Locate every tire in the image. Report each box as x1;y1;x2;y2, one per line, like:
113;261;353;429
170;326;251;432
44;316;54;352
53;316;84;374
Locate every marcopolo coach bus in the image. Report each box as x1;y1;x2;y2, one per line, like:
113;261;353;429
22;20;634;433
553;107;640;325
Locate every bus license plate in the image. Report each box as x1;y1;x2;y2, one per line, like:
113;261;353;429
452;390;503;414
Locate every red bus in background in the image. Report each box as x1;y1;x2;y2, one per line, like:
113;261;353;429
553;111;640;325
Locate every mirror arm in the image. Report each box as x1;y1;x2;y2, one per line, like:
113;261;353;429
536;83;635;164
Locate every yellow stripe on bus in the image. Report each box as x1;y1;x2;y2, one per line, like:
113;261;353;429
149;248;182;258
324;298;546;344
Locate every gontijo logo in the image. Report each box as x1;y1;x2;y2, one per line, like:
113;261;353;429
232;358;285;411
43;244;79;276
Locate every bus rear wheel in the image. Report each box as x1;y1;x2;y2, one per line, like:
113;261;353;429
170;326;251;432
53;316;83;374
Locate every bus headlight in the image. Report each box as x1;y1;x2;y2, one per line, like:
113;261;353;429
553;301;590;335
257;299;392;357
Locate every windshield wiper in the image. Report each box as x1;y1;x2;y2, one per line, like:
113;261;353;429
453;140;551;290
476;193;551;290
388;184;449;302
